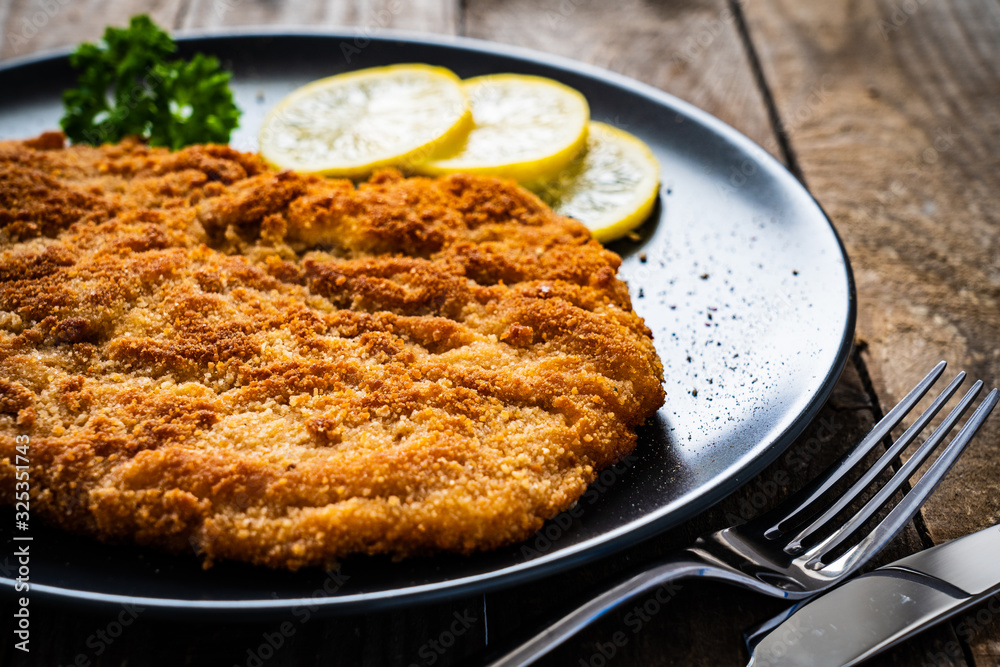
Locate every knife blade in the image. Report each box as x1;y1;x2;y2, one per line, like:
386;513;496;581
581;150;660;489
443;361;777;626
745;523;1000;666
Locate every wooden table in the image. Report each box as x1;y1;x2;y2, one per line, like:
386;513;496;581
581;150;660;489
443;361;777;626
2;1;999;665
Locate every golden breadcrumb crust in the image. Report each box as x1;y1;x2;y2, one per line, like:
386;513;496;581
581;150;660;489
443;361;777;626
0;132;664;569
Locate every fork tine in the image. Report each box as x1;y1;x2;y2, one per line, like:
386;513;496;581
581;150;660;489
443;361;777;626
782;371;966;553
805;385;997;569
764;361;947;538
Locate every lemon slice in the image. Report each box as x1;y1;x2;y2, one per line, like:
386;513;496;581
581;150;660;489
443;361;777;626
259;64;471;178
531;121;660;243
419;74;590;183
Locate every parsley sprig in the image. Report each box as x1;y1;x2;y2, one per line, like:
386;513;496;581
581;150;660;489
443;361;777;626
60;15;241;149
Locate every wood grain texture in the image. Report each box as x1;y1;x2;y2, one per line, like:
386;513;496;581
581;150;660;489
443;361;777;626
741;0;1000;663
0;0;184;59
462;0;778;160
0;0;458;61
180;0;458;35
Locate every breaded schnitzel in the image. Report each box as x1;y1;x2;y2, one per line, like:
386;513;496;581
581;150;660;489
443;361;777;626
0;132;664;569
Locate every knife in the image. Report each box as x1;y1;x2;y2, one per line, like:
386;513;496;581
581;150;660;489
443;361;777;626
745;523;1000;666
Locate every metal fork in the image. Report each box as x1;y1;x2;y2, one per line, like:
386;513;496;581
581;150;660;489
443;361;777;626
488;361;999;667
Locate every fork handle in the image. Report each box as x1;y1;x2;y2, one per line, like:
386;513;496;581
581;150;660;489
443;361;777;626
484;551;762;667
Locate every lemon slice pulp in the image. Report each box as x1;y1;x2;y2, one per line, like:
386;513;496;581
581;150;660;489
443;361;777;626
259;64;471;178
419;74;590;183
531;121;660;243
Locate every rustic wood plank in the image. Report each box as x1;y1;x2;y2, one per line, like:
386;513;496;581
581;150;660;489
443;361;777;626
0;590;490;666
0;0;460;61
179;0;458;35
740;0;1000;662
181;0;356;29
0;0;184;60
462;0;778;159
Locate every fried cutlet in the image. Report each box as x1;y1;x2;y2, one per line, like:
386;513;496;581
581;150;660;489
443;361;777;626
0;132;664;569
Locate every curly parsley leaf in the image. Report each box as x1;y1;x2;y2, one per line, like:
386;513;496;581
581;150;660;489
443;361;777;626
60;15;241;149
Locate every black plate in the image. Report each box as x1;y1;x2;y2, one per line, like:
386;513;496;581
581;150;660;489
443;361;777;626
0;29;855;615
